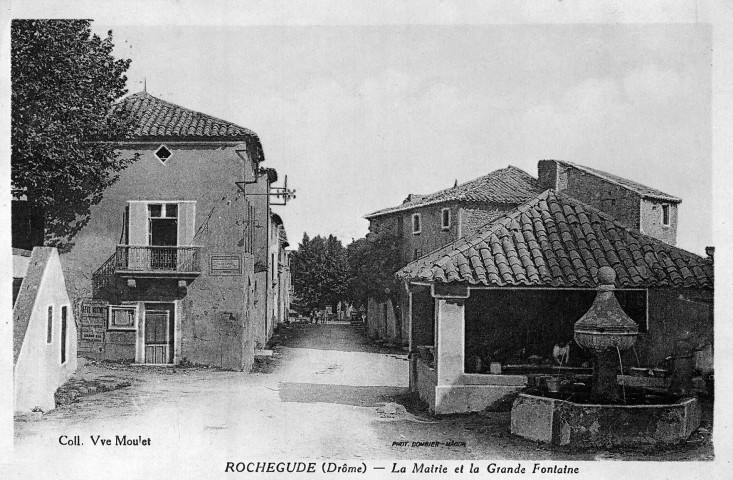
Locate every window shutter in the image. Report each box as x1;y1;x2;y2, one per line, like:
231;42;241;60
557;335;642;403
128;201;148;245
177;201;196;245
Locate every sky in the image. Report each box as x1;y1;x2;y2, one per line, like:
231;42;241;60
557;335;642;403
94;23;712;254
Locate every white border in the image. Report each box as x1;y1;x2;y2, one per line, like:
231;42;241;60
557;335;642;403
1;1;730;478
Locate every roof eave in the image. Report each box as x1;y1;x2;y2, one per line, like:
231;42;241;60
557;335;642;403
642;194;682;203
554;160;680;204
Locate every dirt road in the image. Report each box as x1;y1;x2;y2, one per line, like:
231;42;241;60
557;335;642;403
8;322;713;479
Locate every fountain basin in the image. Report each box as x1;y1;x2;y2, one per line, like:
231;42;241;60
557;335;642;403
511;393;700;447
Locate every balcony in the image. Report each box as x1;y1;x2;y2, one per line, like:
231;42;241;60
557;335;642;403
115;245;202;279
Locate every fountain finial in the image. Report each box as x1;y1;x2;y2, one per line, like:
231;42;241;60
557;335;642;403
597;266;616;286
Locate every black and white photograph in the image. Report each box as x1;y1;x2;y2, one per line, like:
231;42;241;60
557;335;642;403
1;1;730;479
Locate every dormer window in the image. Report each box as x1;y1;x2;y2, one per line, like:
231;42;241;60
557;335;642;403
412;213;422;234
441;208;451;230
155;145;172;163
661;204;670;226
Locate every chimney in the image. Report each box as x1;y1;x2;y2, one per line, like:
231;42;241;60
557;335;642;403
705;246;714;260
537;160;559;190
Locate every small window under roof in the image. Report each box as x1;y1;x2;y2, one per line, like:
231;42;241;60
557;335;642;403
155;145;172;163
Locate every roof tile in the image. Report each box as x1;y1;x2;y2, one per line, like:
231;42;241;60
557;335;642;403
113;91;265;162
365;166;541;219
397;190;712;289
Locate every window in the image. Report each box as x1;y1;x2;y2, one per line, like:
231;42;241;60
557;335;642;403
126;201;196;272
60;306;68;364
155;145;172;163
272;253;276;285
47;306;53;344
148;203;179;269
413;248;422;260
149;204;162;218
661;204;670;226
108;306;137;330
441;208;451;230
148;203;177;219
412;213;422;234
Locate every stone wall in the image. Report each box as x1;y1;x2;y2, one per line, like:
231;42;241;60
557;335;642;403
538;160;643;231
634;289;713;369
511;394;701;446
395;203;459;264
639;198;678;245
366;297;397;341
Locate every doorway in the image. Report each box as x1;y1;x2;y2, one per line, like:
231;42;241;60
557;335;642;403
148;203;178;270
144;303;175;364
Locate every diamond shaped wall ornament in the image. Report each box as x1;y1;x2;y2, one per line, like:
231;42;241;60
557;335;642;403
155;145;172;163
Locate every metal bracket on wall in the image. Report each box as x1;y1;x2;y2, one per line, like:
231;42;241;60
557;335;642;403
235;175;296;206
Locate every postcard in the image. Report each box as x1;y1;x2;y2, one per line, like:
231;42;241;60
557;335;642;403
1;1;730;479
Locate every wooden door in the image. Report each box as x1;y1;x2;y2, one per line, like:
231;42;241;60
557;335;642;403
144;310;172;364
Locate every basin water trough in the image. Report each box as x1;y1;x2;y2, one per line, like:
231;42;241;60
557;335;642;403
510;267;701;447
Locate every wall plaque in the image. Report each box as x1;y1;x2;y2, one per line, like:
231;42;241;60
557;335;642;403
210;254;243;275
80;299;108;341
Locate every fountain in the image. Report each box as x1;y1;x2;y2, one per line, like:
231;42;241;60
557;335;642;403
511;267;701;447
573;266;638;403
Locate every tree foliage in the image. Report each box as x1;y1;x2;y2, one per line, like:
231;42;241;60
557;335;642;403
346;233;404;308
291;231;405;312
290;233;350;311
11;20;136;249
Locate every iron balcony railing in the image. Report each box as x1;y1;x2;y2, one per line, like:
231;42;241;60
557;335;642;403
115;245;202;276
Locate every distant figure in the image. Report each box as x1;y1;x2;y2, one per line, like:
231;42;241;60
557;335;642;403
553;341;571;366
466;355;483;374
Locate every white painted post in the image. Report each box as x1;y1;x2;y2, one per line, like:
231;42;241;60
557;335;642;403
435;298;465;386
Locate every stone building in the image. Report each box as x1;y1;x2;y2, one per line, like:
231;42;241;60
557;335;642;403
364;160;689;346
538;160;681;245
363;166;542;344
268;213;292;334
398;189;712;414
25;91;289;370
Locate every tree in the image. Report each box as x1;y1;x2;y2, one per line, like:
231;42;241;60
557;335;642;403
11;20;136;250
345;233;403;309
290;233;350;312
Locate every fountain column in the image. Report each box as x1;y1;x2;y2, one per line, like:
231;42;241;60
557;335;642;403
574;267;639;403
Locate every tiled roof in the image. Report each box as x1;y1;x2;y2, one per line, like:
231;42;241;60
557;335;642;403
552;160;681;203
398;190;712;289
365;166;541;219
113;91;265;161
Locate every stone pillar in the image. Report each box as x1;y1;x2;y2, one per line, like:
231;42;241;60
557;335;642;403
436;298;465;386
